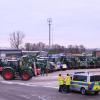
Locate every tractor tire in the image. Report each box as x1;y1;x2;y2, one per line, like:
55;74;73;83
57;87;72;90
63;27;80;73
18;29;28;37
21;70;31;81
2;68;14;80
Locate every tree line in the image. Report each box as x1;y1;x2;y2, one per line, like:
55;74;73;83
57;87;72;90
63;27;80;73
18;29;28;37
10;31;86;54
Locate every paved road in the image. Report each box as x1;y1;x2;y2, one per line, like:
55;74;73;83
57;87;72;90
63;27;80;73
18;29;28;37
0;68;100;100
0;82;100;100
1;68;100;88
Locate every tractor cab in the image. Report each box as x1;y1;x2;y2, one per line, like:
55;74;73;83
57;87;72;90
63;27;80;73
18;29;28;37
6;59;20;72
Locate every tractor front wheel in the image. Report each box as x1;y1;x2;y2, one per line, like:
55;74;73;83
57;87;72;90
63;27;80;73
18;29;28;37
2;68;14;80
21;70;31;81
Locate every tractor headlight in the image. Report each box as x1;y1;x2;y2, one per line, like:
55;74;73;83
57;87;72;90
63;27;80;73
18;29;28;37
29;66;32;69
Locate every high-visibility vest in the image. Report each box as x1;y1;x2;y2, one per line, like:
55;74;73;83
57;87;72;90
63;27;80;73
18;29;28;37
65;76;71;85
57;76;64;85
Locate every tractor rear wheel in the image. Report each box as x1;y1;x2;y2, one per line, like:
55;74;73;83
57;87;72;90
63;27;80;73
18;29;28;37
21;70;31;81
2;68;14;80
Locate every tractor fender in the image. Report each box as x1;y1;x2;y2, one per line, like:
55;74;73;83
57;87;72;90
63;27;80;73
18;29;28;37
3;67;15;73
20;67;34;76
22;69;33;77
2;67;15;77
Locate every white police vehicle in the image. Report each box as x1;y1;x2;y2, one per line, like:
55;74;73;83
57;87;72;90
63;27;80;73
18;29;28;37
70;71;100;95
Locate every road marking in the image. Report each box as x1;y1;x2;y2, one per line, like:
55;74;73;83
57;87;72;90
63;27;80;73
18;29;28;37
0;81;14;84
20;95;30;99
43;86;58;89
38;96;47;100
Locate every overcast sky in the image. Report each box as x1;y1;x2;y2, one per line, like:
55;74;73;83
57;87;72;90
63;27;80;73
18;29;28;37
0;0;100;48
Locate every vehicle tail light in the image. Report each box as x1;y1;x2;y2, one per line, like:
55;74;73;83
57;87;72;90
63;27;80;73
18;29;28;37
0;67;3;71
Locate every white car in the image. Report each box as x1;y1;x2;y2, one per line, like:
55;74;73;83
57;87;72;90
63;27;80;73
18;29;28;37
61;64;67;70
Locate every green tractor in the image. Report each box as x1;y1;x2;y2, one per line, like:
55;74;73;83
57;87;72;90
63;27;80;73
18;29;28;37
1;53;40;81
1;58;34;81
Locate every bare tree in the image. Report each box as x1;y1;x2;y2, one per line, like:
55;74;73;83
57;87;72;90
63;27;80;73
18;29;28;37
79;45;86;53
10;31;25;49
25;42;46;51
67;45;86;54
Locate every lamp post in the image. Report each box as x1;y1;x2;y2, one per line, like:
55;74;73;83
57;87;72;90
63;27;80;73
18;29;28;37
47;18;52;50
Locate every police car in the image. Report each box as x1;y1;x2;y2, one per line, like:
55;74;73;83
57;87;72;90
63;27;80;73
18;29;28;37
70;71;100;95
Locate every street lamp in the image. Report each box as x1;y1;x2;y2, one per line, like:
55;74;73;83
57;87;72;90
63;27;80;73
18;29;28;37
47;18;52;50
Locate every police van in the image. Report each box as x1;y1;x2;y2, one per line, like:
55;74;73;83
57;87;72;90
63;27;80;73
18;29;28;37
70;71;100;95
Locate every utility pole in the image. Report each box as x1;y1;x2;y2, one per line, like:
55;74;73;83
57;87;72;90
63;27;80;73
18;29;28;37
47;18;52;50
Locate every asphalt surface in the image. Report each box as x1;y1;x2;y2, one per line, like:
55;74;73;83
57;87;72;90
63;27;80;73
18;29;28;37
0;82;100;100
0;69;100;100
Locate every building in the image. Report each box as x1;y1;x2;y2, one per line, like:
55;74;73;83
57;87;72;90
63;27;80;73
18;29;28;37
22;51;48;57
0;49;48;59
93;50;100;57
0;49;22;58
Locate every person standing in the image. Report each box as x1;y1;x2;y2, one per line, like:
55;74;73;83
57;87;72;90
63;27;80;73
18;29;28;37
65;74;71;93
40;61;45;76
57;74;64;92
45;65;48;76
45;60;49;76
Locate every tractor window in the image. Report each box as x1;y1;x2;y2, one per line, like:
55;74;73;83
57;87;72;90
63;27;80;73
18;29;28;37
7;61;18;67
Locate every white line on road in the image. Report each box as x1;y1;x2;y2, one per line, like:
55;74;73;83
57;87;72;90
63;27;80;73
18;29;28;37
20;95;30;99
38;96;47;100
